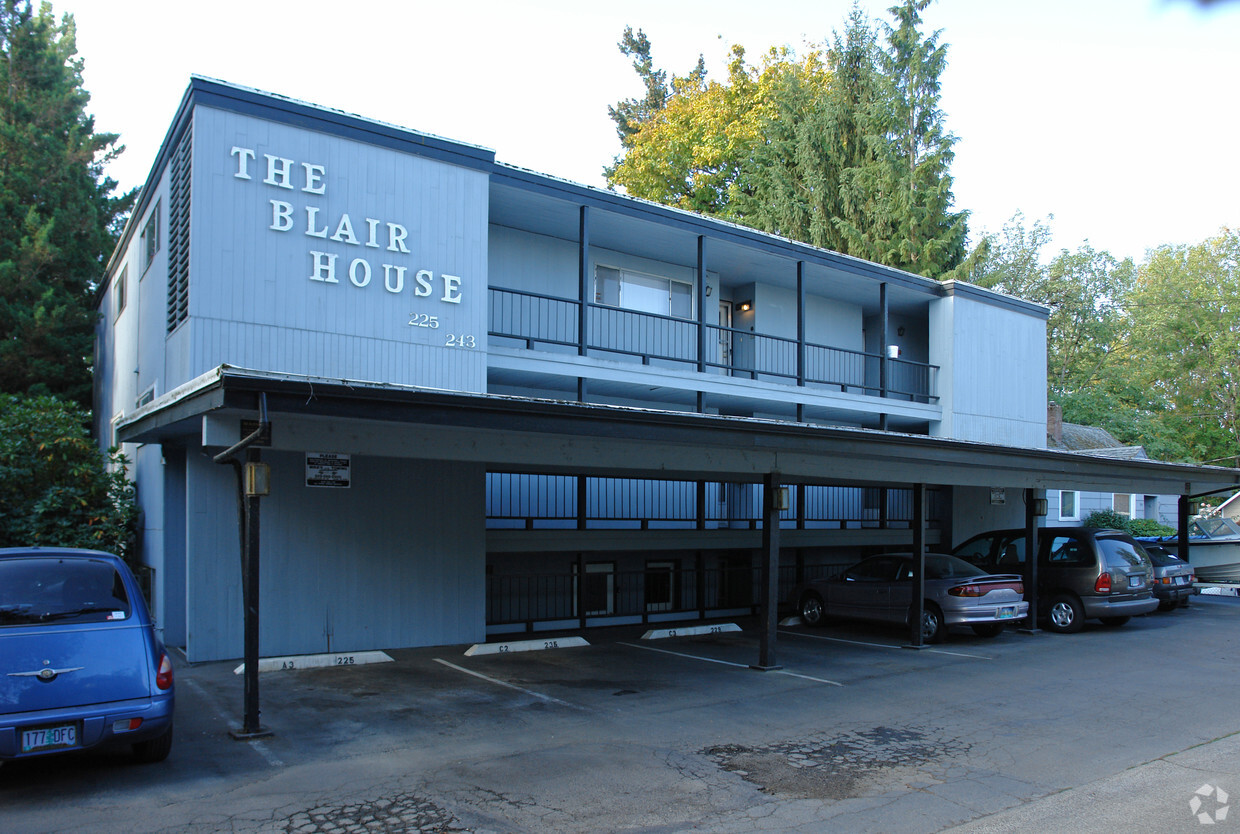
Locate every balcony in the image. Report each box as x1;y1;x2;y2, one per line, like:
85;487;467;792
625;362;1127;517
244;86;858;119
488;286;938;406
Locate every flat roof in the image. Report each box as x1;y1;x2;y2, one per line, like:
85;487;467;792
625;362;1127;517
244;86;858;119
118;365;1240;497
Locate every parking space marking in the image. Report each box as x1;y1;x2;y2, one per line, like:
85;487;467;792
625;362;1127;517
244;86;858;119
433;658;587;710
181;678;284;767
619;642;844;686
618;641;751;668
779;629;992;660
774;669;845;687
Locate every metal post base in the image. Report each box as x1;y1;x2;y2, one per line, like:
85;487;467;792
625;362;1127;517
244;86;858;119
229;726;274;741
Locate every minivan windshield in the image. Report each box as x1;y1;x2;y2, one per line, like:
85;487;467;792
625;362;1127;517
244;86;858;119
0;557;131;626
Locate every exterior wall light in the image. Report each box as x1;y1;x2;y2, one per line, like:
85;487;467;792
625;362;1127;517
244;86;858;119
886;345;901;359
1034;498;1049;517
244;462;271;496
738;300;752;312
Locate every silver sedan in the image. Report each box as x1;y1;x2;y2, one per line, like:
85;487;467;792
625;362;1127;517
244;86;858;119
792;553;1030;642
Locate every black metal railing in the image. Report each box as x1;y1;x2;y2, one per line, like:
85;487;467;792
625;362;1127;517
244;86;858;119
486;474;943;530
488;286;938;402
486;560;852;631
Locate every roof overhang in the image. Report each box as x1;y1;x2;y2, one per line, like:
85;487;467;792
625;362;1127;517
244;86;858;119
118;366;1240;496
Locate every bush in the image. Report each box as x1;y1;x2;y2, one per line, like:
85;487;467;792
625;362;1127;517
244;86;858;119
0;393;138;563
1083;509;1132;532
1127;517;1176;538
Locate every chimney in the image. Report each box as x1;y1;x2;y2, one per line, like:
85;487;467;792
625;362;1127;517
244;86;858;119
1047;401;1063;445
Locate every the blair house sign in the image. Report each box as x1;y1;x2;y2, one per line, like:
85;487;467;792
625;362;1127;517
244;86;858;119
229;146;475;346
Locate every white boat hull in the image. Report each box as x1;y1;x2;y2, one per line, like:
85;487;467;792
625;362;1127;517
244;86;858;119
1183;540;1240;583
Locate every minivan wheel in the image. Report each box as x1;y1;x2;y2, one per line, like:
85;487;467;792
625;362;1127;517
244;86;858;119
1099;616;1130;627
1046;594;1084;634
799;592;826;627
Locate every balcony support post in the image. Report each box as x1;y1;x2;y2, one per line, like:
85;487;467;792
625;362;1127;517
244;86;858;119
796;261;806;422
879;282;889;430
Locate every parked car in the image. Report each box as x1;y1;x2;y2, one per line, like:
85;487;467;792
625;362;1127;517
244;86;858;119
952;527;1158;634
791;553;1029;643
0;547;174;763
1141;543;1197;610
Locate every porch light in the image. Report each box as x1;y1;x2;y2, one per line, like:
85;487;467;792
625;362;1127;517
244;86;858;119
738;300;752;312
1033;498;1049;517
886;345;900;359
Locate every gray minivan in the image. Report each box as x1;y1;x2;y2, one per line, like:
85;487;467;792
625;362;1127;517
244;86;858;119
952;527;1158;633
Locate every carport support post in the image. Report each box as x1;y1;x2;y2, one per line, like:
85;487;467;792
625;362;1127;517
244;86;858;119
752;473;783;671
905;483;926;649
1020;488;1041;632
1178;492;1191;563
242;446;263;735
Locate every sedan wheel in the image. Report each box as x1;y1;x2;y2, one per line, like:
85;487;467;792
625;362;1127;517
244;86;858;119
1046;594;1084;634
799;592;826;627
920;603;945;643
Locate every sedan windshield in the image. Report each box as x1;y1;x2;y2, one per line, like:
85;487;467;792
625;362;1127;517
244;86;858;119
0;557;131;626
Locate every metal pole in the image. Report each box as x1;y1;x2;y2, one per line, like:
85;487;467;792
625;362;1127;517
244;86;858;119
752;473;783;671
906;483;926;648
242;447;262;735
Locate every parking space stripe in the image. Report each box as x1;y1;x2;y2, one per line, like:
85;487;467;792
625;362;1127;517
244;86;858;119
618;642;844;686
618;641;751;667
182;678;284;767
433;658;587;710
773;669;845;687
779;629;992;660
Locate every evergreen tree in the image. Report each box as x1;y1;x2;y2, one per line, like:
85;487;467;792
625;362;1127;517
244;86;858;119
0;0;133;405
606;2;968;279
838;0;967;278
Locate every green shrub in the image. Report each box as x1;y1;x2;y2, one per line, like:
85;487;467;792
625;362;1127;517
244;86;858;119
0;394;138;563
1083;509;1132;532
1127;517;1176;537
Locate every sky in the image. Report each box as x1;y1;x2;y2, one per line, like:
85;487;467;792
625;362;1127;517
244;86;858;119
61;0;1240;264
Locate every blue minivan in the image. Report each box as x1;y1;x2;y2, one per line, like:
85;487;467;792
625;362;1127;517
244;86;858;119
0;547;174;762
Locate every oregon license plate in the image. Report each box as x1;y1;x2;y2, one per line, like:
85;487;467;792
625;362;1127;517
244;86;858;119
21;723;77;753
996;605;1016;619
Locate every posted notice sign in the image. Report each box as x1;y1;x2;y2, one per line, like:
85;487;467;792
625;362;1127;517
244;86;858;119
306;452;351;488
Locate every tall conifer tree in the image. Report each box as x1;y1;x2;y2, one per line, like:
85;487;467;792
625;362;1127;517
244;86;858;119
0;0;133;405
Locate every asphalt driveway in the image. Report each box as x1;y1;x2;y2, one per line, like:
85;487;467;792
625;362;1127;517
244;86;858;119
3;597;1238;833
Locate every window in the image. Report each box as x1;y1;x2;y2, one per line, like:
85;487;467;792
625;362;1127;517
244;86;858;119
1113;493;1133;517
141;201;160;273
1058;490;1080;521
594;265;692;318
114;266;128;316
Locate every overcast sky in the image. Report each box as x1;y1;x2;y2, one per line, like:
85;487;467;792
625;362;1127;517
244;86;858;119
62;0;1240;264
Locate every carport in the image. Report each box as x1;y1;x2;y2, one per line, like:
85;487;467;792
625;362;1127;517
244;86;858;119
121;365;1240;722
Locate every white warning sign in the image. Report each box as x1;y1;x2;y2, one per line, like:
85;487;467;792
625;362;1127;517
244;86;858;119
306;452;351;488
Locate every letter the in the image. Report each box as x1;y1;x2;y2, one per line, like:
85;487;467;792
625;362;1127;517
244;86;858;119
309;251;339;283
441;274;462;304
302;163;326;195
264;154;296;189
269;200;293;231
231;147;256;180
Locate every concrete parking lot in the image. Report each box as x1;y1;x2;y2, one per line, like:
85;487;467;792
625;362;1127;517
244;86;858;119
3;597;1239;833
